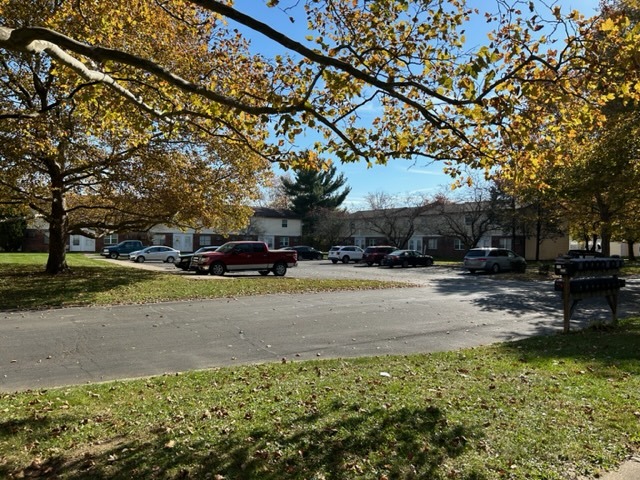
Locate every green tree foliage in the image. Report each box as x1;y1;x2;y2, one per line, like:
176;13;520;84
281;163;351;241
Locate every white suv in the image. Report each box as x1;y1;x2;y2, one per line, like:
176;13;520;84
328;245;364;264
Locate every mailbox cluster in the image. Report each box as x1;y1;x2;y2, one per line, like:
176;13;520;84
554;257;625;276
554;256;625;332
554;277;626;294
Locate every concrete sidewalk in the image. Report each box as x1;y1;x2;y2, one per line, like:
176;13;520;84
596;456;640;480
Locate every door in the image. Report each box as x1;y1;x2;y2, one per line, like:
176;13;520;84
69;235;96;252
172;234;193;253
225;243;269;271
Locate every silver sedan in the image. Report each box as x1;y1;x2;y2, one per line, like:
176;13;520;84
129;246;180;263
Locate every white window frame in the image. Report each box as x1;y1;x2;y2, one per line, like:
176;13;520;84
427;238;438;250
279;236;290;247
454;238;465;250
104;233;118;246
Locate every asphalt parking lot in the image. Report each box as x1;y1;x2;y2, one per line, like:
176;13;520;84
104;255;463;285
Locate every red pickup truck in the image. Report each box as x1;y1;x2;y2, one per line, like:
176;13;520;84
190;241;298;276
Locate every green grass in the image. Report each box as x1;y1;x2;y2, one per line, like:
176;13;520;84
0;253;408;311
1;318;639;479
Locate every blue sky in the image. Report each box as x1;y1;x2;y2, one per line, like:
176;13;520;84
232;0;600;210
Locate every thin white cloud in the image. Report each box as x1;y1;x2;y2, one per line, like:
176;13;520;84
398;167;444;176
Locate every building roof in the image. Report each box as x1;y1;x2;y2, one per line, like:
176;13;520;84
252;207;300;219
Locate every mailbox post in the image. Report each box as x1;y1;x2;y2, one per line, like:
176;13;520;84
553;257;625;333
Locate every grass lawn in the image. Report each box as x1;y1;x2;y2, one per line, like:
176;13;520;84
0;319;639;479
0;253;408;311
1;253;638;479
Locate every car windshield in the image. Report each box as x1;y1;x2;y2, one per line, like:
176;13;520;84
389;250;404;256
196;246;218;253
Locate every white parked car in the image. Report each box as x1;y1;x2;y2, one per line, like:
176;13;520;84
129;246;180;263
328;245;364;264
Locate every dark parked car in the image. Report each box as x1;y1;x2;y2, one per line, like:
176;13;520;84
381;249;434;268
362;246;396;266
101;240;144;259
175;246;220;271
283;245;323;260
463;247;527;274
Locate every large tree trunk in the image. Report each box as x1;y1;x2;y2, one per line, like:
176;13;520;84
45;175;70;274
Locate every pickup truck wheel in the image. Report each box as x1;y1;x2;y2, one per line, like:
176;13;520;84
210;262;225;276
259;270;270;276
109;252;118;259
331;259;338;264
341;255;350;264
136;256;145;263
272;262;287;276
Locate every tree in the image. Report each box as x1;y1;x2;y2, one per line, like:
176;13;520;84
0;1;597;179
2;1;626;270
0;0;271;273
434;183;495;250
281;162;350;241
256;174;292;210
357;192;432;248
310;207;355;250
493;1;640;256
489;180;565;261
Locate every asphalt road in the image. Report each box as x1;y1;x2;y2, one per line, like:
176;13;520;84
1;260;638;392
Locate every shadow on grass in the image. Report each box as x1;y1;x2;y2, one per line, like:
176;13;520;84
0;265;161;310
0;403;483;480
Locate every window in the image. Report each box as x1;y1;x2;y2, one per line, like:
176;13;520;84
282;219;288;228
43;232;49;245
454;238;464;250
464;215;473;226
499;238;512;250
152;234;165;245
200;234;211;246
367;238;378;246
279;237;290;247
104;234;118;245
72;236;80;246
408;238;422;252
427;238;438;250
